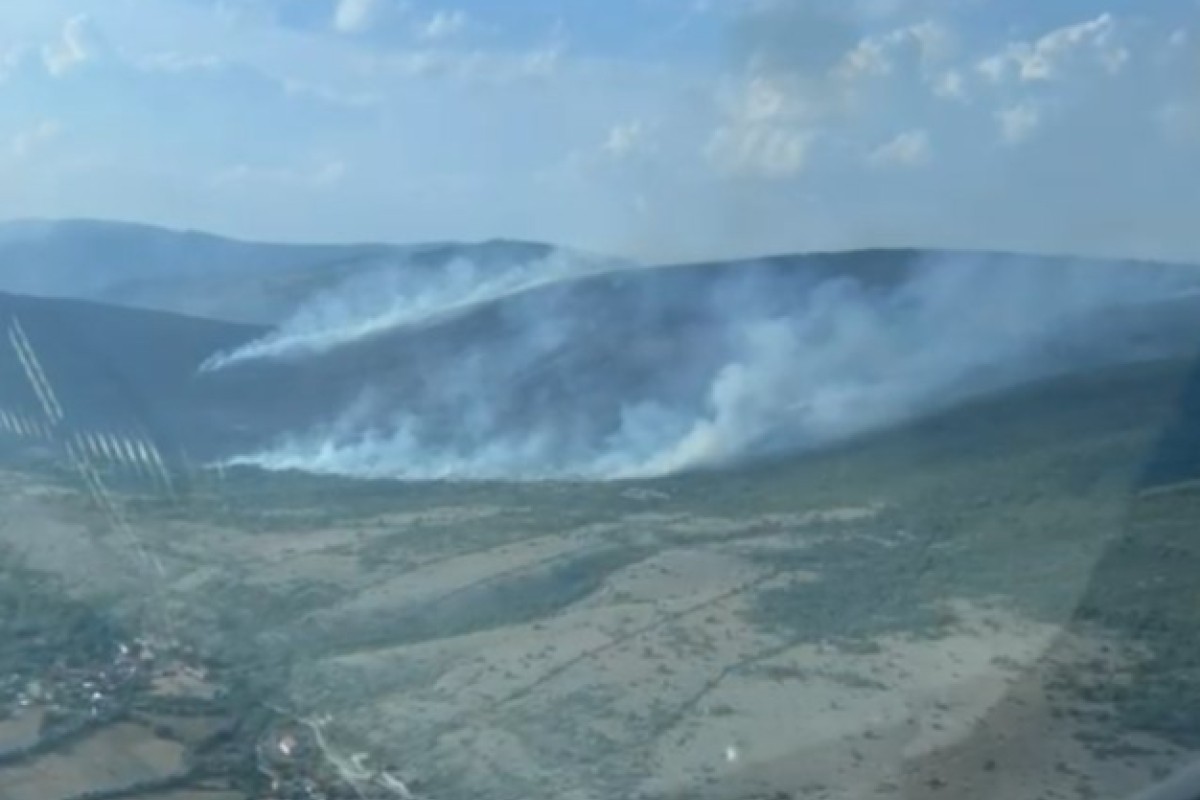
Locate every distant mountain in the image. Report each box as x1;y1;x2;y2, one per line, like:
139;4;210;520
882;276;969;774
0;219;566;324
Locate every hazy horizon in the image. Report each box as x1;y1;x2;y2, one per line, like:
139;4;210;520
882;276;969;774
6;215;1200;269
1;1;1197;264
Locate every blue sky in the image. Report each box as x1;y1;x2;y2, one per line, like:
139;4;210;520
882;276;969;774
0;0;1197;262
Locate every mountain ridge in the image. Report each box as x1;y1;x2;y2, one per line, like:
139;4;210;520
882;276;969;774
0;218;569;325
0;237;1198;480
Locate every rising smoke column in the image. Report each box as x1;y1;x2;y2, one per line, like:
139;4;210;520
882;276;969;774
225;252;1200;481
201;251;621;371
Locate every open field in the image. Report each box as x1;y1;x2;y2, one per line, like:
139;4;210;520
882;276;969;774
0;356;1199;799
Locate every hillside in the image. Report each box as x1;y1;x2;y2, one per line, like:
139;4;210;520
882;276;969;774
0;291;262;460
0;219;565;324
1;350;1199;799
207;249;1200;479
0;237;1198;796
1;244;1200;482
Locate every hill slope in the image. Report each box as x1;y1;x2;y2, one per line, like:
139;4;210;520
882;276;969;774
1;246;1199;480
212;248;1200;479
0;219;570;324
3;348;1200;800
0;259;1198;797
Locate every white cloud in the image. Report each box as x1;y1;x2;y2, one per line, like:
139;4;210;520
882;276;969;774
1099;45;1130;75
0;46;26;84
417;10;468;41
996;102;1041;145
135;52;227;73
518;43;563;79
2;0;1196;264
975;54;1006;83
833;20;970;106
603;120;653;159
705;73;820;178
932;69;967;100
903;20;955;65
835;21;953;82
739;76;790;122
311;161;347;185
867;129;930;167
42;15;103;77
333;0;380;34
1159;101;1200;144
281;78;382;109
212;159;347;188
706;124;814;178
369;42;563;83
837;37;892;80
10;120;61;159
705;18;954;181
977;14;1128;84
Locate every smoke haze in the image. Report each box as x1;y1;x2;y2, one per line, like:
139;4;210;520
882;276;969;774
201;250;618;370
221;251;1200;480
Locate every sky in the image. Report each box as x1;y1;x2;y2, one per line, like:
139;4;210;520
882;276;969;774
0;0;1198;263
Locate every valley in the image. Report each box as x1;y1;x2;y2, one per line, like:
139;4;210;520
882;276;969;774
1;223;1198;798
0;355;1197;799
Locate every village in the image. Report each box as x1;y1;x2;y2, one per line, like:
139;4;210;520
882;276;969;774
0;565;411;800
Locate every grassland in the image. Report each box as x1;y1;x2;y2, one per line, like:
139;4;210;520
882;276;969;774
1;354;1199;799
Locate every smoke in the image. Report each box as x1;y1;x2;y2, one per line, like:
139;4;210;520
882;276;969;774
624;259;1199;477
200;249;617;370
223;251;1200;481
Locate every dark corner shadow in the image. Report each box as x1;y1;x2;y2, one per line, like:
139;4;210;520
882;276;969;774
657;350;1200;800
896;349;1200;800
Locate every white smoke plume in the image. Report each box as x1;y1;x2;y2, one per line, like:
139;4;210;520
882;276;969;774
226;253;1200;481
201;250;619;371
